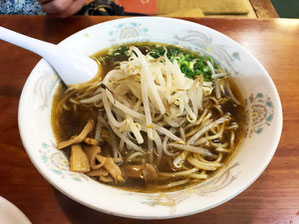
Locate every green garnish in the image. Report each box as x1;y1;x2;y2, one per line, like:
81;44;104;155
98;44;222;82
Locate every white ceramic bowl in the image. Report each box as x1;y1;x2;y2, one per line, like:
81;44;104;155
18;17;282;219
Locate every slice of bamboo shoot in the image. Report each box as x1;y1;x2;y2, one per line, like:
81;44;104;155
70;144;90;173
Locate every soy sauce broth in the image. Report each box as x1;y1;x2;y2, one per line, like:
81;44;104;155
51;42;245;192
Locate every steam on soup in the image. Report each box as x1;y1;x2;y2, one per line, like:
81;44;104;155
51;43;244;192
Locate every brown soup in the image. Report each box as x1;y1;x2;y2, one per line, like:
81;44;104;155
51;43;245;192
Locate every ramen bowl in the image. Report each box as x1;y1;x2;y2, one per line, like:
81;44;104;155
18;17;282;219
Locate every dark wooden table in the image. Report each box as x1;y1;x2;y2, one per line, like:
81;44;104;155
0;16;298;224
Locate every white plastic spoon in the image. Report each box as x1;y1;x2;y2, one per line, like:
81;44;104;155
0;26;98;85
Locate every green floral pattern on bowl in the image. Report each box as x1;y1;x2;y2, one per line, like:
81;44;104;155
32;21;275;209
19;17;282;219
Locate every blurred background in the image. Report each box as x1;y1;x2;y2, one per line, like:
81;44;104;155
99;0;299;19
1;0;298;18
271;0;299;18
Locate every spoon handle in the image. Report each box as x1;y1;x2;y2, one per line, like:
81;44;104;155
0;26;98;85
0;26;57;57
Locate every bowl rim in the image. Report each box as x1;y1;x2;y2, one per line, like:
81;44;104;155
18;16;283;219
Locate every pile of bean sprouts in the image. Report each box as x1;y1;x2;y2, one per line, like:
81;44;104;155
57;46;241;189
